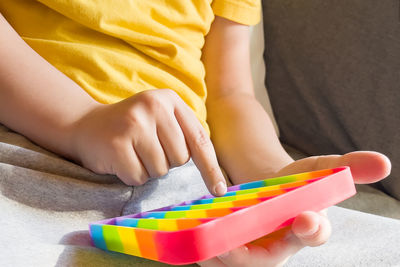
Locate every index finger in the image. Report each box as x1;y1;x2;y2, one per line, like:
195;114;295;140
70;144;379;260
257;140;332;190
174;100;227;196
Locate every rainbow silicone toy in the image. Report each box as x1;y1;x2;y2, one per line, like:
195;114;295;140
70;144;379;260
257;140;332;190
90;166;356;265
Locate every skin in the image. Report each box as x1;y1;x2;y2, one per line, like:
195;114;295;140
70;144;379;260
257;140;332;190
0;12;227;195
0;11;391;267
200;17;391;266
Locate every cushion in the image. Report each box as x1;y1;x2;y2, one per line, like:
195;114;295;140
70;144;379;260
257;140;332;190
262;0;400;199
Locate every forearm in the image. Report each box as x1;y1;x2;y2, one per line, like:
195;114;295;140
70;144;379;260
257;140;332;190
203;16;292;184
0;13;100;158
207;93;293;184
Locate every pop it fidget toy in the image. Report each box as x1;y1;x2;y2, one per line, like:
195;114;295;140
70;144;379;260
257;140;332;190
90;166;356;265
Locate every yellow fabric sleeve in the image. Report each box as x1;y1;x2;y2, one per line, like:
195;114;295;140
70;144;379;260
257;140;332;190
212;0;261;25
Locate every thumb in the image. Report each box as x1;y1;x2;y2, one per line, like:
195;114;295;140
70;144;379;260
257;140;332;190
274;151;391;184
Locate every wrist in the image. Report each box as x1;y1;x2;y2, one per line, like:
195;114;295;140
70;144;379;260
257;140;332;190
207;95;294;184
226;155;294;185
61;100;104;162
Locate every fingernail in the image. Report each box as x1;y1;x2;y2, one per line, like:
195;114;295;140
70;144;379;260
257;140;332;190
302;224;319;237
214;181;227;196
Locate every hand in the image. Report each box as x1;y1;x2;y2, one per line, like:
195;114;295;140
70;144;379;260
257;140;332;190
198;151;391;267
69;89;227;195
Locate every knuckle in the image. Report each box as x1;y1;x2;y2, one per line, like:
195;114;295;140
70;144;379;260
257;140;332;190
163;89;178;98
132;178;147;186
140;91;165;112
152;167;169;178
109;136;124;149
114;162;149;186
124;108;148;133
87;161;109;175
122;179;136;186
124;107;141;126
170;157;189;168
119;174;148;186
205;165;220;178
193;129;211;151
176;153;190;166
169;148;190;168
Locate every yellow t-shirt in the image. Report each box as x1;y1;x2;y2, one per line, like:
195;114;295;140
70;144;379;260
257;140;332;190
0;0;260;132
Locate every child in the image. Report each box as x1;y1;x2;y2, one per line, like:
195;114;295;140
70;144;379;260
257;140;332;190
0;1;391;266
